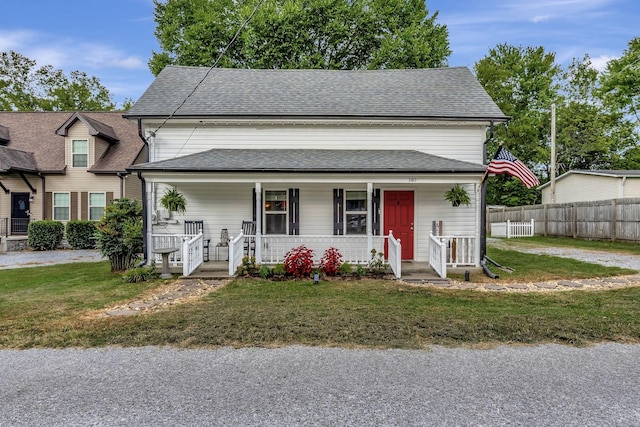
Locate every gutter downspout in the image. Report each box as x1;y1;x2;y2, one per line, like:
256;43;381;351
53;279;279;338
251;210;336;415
40;173;46;220
480;121;494;263
117;172;126;198
137;119;150;263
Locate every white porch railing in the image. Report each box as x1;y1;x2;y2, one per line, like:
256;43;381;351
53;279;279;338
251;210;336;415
491;219;535;238
182;233;204;276
434;235;477;267
260;235;386;265
151;233;204;269
227;234;390;277
387;231;402;279
429;233;447;278
228;231;246;276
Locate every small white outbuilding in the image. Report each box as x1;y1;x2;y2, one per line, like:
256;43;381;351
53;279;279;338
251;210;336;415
540;170;640;204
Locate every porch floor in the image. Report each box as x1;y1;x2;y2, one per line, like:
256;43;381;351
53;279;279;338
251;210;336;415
169;260;469;283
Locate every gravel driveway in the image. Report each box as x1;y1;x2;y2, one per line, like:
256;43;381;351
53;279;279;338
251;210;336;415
1;344;639;426
488;238;640;271
0;249;104;269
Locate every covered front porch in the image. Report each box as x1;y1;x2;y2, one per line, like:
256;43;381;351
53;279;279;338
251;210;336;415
151;230;477;279
132;149;485;279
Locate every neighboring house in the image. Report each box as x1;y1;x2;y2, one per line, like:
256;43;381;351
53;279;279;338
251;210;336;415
0;112;146;250
126;66;507;277
540;170;640;204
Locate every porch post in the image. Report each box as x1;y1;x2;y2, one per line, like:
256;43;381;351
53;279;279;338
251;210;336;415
145;180;154;264
367;182;373;255
255;182;262;262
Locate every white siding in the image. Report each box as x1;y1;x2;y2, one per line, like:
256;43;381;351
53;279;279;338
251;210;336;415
149;123;486;164
543;175;624;204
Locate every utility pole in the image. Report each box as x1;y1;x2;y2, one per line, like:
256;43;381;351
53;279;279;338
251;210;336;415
551;103;556;203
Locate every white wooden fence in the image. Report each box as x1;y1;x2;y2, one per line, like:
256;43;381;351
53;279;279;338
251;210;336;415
490;219;535;238
387;231;402;279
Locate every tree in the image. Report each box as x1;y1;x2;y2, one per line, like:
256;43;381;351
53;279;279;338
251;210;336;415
95;198;144;272
600;37;640;126
475;44;559;206
149;0;450;75
0;50;115;111
555;55;636;173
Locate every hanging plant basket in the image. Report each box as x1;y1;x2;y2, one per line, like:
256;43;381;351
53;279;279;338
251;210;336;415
160;187;187;213
444;184;471;207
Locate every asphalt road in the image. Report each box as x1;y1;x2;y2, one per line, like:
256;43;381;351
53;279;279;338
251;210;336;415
1;344;639;426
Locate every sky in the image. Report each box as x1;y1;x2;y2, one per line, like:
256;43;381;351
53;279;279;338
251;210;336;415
1;0;638;107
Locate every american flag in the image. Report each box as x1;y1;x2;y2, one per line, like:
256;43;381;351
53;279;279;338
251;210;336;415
487;146;540;188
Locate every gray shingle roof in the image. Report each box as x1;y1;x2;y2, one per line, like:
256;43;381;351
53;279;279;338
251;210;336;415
0;125;9;143
0;145;38;173
126;66;508;121
128;149;485;174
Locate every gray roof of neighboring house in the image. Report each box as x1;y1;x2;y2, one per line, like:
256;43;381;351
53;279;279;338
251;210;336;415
125;66;508;121
0;124;9;143
0;112;144;174
128;149;486;174
56;112;119;143
539;169;640;189
0;145;38;173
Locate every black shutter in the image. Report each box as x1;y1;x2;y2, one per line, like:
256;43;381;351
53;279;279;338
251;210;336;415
372;189;381;235
252;188;263;233
333;189;344;235
252;188;257;222
289;188;299;235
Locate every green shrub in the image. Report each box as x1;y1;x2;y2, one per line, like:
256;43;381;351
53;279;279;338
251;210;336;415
28;220;64;251
122;262;159;283
338;262;353;276
236;256;259;277
66;220;97;249
368;248;388;276
258;265;273;279
95;198;143;272
273;263;286;277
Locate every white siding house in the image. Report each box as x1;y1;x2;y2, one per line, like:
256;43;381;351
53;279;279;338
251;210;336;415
126;66;508;277
540;170;640;204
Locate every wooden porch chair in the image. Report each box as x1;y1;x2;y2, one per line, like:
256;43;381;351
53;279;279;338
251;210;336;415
184;220;210;262
242;220;256;256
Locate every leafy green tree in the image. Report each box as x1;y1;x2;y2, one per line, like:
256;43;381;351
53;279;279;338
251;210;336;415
475;44;559;206
599;37;640;126
555;55;636;173
149;0;450;75
0;50;115;111
95;199;143;272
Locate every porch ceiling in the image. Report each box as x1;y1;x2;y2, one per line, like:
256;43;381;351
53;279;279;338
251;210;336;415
129;149;486;174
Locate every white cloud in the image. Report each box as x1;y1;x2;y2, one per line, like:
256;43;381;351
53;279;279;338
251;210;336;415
1;30;146;71
531;15;552;23
590;54;617;71
0;30;37;51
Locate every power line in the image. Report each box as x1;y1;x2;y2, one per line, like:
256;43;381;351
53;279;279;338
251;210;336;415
153;0;265;135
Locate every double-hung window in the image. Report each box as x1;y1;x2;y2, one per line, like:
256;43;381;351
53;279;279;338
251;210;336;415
345;191;367;235
53;192;70;221
72;139;88;167
264;190;288;234
89;192;106;220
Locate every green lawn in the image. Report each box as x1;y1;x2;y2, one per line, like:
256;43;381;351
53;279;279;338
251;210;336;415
1;251;639;349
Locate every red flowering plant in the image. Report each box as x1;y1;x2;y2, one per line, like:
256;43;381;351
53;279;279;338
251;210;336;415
283;245;315;278
320;247;343;276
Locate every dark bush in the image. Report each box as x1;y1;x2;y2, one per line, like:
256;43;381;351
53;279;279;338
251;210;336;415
28;220;64;251
66;220;97;249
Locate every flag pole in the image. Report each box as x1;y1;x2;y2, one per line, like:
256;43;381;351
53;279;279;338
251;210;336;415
481;141;504;184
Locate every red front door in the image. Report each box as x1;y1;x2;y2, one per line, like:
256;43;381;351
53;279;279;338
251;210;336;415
384;191;414;260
